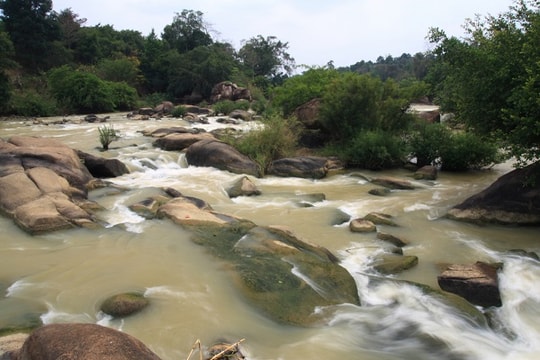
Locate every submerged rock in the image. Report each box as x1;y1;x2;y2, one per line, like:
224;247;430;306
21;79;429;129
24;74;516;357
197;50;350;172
372;254;419;274
371;176;416;190
376;232;409;247
446;161;540;225
175;205;360;326
100;292;150;318
8;323;160;360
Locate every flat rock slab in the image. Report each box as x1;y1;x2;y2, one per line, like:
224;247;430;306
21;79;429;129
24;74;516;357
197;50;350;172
438;262;502;307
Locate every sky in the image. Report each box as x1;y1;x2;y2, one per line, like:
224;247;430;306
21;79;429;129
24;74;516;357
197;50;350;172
51;0;515;68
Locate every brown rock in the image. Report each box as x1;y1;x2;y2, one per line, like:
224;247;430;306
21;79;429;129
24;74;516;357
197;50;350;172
438;262;502;307
13;323;160;360
413;165;438;180
376;232;408;247
266;156;330;179
371;176;415;190
153;132;215;151
349;219;376;233
447;161;540;225
185;139;261;177
226;176;261;198
363;212;397;226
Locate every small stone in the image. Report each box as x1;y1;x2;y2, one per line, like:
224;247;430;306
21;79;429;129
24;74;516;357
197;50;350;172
349;219;376;233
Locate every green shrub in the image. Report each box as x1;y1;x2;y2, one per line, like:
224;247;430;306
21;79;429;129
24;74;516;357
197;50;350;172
331;130;405;170
231;116;299;174
439;132;501;171
408;123;452;167
98;124;118;150
9;91;57;117
48;66;115;113
212;99;249;115
108;81;137;111
171;105;187;118
408;123;502;170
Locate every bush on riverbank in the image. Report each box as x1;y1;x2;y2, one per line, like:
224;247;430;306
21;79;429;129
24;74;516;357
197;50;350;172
228;116;300;175
408;123;502;171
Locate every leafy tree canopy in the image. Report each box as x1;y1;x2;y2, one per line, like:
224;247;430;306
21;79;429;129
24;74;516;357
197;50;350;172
238;35;295;81
428;0;540;166
162;10;213;53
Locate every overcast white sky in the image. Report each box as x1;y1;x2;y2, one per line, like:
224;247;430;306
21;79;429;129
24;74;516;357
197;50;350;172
52;0;514;68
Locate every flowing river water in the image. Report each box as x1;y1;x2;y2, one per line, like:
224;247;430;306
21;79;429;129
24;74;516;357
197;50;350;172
0;113;539;360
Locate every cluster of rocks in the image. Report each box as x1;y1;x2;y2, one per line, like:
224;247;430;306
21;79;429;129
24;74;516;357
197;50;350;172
1;129;539;358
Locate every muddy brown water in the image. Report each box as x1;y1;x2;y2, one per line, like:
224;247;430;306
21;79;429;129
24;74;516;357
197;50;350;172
1;114;539;359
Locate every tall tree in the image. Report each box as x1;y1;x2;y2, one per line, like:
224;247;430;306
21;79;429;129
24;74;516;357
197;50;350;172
238;35;295;81
162;10;213;53
428;0;540;166
0;0;60;71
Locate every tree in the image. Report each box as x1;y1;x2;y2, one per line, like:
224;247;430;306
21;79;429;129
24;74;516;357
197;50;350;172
162;10;213;53
319;73;415;141
0;0;60;70
238;35;295;81
428;0;540;166
0;29;15;112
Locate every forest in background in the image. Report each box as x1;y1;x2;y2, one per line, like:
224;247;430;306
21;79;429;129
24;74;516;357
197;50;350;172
0;0;538;175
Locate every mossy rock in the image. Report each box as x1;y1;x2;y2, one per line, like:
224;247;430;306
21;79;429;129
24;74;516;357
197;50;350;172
372;254;418;274
100;292;149;318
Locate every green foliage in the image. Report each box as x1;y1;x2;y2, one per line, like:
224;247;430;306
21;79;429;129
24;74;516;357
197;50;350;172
171;105;187;118
345;52;434;81
48;66;137;113
427;0;540;166
96;57;141;86
438;132;502;171
0;0;60;70
9;90;57;116
162;10;213;53
108;81;137;111
408;123;451;167
408;123;502;171
212;99;250;115
271;67;339;116
98;124;118;150
238;35;295;80
326;130;405;170
319;73;415;141
230;116;299;174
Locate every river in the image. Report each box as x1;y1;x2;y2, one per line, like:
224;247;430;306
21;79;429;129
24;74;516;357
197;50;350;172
1;113;539;360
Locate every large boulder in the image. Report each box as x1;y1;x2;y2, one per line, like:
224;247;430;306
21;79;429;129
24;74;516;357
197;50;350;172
266;156;331;179
150;193;360;326
187;222;360;326
437;262;502;307
153;132;215;151
210;81;252;103
154;101;174;114
77;151;130;178
9;323;161;360
293;98;322;130
0;136;98;233
185;139;261;177
446;161;540;225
